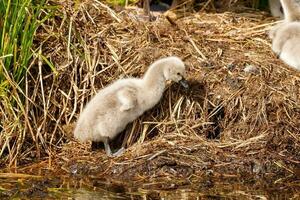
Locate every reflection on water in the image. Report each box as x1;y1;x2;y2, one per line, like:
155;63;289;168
71;188;299;200
72;189;199;200
74;189;126;200
0;177;299;199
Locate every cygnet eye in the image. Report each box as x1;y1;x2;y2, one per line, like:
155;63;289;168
177;72;181;76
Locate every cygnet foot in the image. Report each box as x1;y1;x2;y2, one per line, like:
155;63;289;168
112;147;125;157
103;137;125;157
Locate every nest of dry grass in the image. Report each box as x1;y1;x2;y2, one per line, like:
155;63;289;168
4;0;299;189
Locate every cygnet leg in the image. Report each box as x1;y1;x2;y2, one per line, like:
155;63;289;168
103;137;113;156
143;0;150;16
142;0;156;21
103;137;125;157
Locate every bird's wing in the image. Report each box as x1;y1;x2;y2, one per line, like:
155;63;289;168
117;87;138;112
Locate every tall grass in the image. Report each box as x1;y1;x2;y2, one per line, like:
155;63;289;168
0;0;49;166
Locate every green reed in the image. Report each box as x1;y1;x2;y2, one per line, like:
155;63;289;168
0;0;50;165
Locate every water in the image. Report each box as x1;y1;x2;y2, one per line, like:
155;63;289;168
0;176;299;199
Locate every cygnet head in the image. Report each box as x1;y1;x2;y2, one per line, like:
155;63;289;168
162;56;187;84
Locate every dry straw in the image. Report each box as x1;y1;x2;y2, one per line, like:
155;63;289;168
1;0;299;186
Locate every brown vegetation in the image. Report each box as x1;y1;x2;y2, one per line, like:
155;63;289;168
1;1;299;193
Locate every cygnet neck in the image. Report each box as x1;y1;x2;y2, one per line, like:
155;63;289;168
142;60;167;95
143;63;166;87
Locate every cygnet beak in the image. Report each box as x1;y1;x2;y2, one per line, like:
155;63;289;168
179;78;189;89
